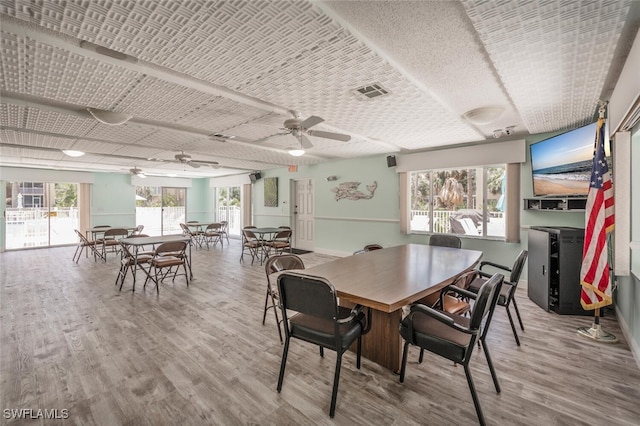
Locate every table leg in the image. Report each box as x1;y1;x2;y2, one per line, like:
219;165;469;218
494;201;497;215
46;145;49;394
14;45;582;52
359;309;404;373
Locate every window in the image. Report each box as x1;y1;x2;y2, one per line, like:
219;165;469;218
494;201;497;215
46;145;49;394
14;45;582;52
5;181;78;249
409;166;506;238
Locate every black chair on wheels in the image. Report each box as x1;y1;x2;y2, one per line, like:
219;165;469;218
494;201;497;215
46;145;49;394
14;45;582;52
276;272;371;418
469;249;528;346
263;254;305;343
399;273;504;426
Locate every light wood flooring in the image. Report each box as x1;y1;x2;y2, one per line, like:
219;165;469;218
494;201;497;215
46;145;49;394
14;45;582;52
1;241;639;425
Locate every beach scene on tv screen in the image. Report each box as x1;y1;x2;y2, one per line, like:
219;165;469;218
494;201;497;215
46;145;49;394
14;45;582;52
530;122;610;196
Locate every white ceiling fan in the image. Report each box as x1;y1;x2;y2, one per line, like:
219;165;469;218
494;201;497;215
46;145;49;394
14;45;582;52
260;111;351;150
149;151;221;168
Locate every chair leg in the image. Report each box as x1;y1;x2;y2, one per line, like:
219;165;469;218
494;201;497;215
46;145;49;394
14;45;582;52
263;293;283;343
262;291;270;325
329;353;343;418
505;304;521;346
356;337;362;369
512;298;525;331
418;348;424;364
277;338;291;393
399;341;410;383
73;245;82;263
319;346;324;357
480;339;501;393
464;363;486;426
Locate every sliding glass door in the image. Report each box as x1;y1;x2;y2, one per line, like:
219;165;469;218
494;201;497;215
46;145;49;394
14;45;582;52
216;186;241;237
5;181;78;249
135;186;186;236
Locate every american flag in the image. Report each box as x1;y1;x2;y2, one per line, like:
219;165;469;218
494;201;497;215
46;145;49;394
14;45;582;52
580;117;615;310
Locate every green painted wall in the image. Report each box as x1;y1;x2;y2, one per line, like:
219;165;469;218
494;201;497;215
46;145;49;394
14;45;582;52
91;173;136;227
186;178;213;222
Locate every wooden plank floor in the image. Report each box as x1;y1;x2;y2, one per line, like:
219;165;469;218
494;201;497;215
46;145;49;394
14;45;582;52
1;242;639;425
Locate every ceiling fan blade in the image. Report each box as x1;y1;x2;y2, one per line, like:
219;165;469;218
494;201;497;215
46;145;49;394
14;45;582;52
300;115;324;129
254;131;290;144
192;160;220;166
298;134;313;149
307;129;351;142
188;162;201;168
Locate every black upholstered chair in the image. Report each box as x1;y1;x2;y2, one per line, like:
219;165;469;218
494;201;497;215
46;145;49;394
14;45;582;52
399;273;504;426
469;249;528;346
428;234;462;248
263;254;305;342
276;272;371;418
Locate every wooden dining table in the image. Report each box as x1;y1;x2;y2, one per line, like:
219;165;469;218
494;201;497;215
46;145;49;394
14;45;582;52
300;243;483;372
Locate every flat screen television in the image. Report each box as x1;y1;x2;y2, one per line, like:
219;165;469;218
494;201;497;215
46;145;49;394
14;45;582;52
530;121;611;197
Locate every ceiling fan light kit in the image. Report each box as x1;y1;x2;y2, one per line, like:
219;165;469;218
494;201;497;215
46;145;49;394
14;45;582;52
87;107;133;125
462;106;505;125
288;148;306;157
62;149;85;157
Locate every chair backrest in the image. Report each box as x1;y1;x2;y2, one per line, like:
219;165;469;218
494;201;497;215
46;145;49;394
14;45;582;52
180;223;195;236
429;234;462;248
187;220;198;224
75;229;90;243
364;244;383;251
155;241;187;256
206;223;222;231
265;254;305;276
220;221;229;230
278;225;292;229
508;250;528;285
131;224;144;235
104;228;129;238
273;229;292;240
242;229;258;241
278;272;338;321
468;273;504;332
93;225;111;228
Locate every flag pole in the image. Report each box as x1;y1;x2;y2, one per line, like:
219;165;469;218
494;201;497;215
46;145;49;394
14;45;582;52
577;100;617;343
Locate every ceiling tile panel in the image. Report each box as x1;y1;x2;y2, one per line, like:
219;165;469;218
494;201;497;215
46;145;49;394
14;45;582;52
462;0;632;133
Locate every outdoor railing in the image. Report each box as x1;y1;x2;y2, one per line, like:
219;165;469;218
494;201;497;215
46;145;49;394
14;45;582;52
217;206;241;236
5;207;78;249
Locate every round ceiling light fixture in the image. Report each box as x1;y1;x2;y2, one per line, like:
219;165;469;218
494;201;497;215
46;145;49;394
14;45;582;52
462;106;505;125
288;148;305;157
62;149;85;157
87;107;133;125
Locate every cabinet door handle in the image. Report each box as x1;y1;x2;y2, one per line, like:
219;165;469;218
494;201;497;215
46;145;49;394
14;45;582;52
542;265;546;276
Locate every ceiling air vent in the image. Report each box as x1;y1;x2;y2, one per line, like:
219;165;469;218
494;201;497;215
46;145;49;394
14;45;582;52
353;83;389;100
211;133;235;140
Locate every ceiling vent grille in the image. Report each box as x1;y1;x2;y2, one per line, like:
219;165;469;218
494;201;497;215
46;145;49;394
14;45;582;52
353;83;389;100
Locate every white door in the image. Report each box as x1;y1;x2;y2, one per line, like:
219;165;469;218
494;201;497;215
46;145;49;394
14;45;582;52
293;179;314;250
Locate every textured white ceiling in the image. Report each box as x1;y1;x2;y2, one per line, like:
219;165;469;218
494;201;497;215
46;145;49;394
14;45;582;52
0;0;638;178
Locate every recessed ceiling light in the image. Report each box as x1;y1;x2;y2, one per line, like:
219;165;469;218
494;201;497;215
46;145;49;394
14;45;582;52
462;106;505;125
62;149;85;157
288;148;305;157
